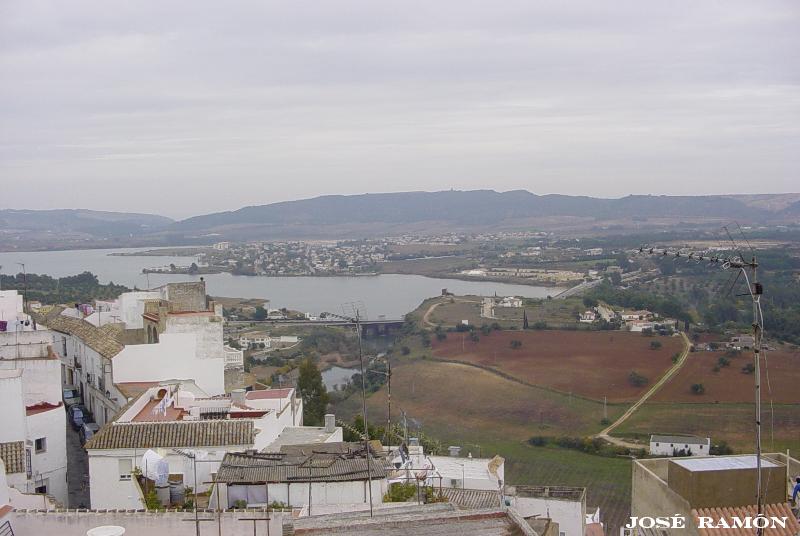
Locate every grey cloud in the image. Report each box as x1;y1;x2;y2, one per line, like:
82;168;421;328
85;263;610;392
0;0;798;218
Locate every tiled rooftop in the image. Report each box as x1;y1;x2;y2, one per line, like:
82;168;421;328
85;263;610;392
85;420;255;449
41;314;124;358
217;442;389;484
439;488;502;510
693;503;800;536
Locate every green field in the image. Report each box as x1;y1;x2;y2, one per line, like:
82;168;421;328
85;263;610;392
614;402;800;453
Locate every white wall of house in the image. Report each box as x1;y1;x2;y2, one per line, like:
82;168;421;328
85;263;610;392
113;333;225;395
649;438;710;456
119;292;160;329
26;406;67;504
508;495;585;536
165;315;223;361
0;372;27;444
219;479;386;510
0;290;25;324
89;446;249;509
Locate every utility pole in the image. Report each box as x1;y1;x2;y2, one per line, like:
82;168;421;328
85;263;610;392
638;238;764;533
17;263;27;311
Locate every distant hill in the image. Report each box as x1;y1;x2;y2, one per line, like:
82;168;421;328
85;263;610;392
0;209;174;251
3;191;798;250
0;209;173;236
168;190;798;240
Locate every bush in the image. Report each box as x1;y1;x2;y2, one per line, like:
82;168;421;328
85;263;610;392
628;371;649;387
509;340;523;349
671;352;681;364
741;362;755;374
528;436;548;447
717;356;730;368
649;340;662;350
383;482;417;502
469;331;480;342
690;383;705;395
401;346;411;356
710;441;733;455
435;332;447;341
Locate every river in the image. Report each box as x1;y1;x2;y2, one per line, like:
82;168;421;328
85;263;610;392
0;248;564;318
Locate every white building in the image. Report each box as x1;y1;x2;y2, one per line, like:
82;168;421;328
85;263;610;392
213;441;387;513
85;383;304;509
0;328;68;505
43;281;228;426
505;485;587;536
649;435;711;456
426;454;505;491
0;290;35;332
497;296;523;308
579;310;597;323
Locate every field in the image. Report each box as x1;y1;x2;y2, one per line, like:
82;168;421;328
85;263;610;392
615;402;800;452
652;347;800;403
431;330;684;402
335;358;633;532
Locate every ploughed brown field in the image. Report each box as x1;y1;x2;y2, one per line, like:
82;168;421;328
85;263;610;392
431;330;684;402
652;347;800;403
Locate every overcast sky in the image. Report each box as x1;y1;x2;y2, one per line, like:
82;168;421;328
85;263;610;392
1;1;798;219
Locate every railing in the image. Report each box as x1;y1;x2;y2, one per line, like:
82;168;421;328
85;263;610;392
0;520;15;536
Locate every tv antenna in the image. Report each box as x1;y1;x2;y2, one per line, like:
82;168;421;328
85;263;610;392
321;305;374;517
638;227;766;532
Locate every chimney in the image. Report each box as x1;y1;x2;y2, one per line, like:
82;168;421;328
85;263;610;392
448;446;462;457
324;414;336;433
231;389;246;406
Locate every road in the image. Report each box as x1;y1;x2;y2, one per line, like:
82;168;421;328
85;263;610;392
422;297;479;328
596;331;691;449
66;414;90;508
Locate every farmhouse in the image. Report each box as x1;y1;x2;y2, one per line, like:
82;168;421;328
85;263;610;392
579;310;597;323
649;435;710;456
621;309;653;321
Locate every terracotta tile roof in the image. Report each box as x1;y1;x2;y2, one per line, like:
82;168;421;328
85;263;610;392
693;503;800;536
26;401;63;415
0;440;26;474
217;442;390;484
84;420;255;450
439;488;502;510
41;314;124;358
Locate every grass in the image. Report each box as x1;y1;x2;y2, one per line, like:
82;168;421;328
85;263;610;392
614;402;800;453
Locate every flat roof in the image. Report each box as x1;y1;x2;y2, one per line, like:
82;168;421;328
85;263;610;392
671;455;781;472
246;388;292;400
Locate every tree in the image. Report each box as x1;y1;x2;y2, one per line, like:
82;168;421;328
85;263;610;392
690;383;705;395
509;340;522;349
583;297;598;308
609;271;622;286
297;359;329;426
741;362;755;374
649;340;662;350
628;371;648;387
253;306;267;321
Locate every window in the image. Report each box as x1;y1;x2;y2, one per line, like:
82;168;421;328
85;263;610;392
655;443;659;447
35;480;48;494
34;438;47;454
119;459;132;480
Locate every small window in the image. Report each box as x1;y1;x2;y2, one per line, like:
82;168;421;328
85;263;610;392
655;443;659;447
35;481;48;494
35;438;47;453
699;445;704;449
119;459;133;480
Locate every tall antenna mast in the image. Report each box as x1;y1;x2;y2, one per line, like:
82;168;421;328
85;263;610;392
639;240;764;530
322;307;374;517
